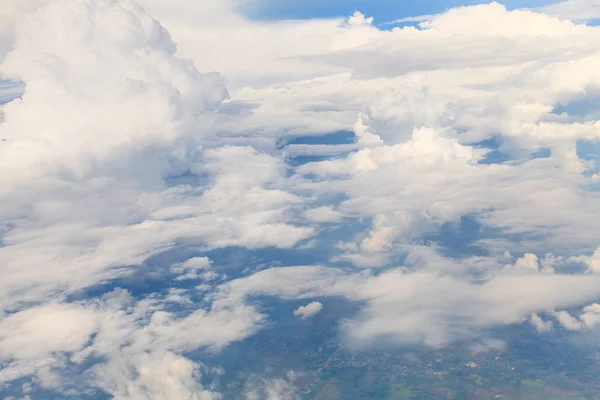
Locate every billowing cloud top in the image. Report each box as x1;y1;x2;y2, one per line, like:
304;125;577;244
2;0;600;399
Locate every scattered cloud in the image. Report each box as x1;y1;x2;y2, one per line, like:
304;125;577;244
293;301;324;319
3;0;600;397
530;313;554;333
244;371;299;400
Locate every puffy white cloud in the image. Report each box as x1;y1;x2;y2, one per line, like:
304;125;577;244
544;302;600;332
571;246;600;273
314;3;600;78
0;0;50;62
0;0;313;314
74;292;263;398
551;310;584;331
0;303;99;361
171;257;215;281
0;286;264;394
302;206;343;223
5;0;600;396
512;253;556;274
93;351;220;400
580;303;600;328
0;0;314;393
343;271;600;347
530;313;554;333
217;258;600;347
298;122;600;266
515;253;540;271
293;302;323;319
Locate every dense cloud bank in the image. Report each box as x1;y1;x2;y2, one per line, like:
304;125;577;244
2;0;600;398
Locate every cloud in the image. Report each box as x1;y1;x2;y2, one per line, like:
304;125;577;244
0;286;264;394
293;301;323;319
171;257;216;281
530;313;554;333
298;121;600;265
244;371;299;400
312;3;600;78
551;310;584;331
93;351;220;400
302;206;343;223
0;0;51;63
580;303;600;328
536;0;600;21
0;303;100;361
570;246;600;273
217;256;600;347
542;302;600;332
4;0;600;396
0;0;312;394
344;271;600;347
0;0;314;314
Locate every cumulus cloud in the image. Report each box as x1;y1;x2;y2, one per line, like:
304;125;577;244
552;310;584;331
4;0;600;397
217;257;600;347
544;302;600;332
293;302;323;319
530;313;554;333
0;303;100;361
0;0;311;395
0;286;264;394
94;351;220;400
512;253;555;274
570;246;600;273
171;257;215;281
0;0;50;62
313;3;600;78
0;0;313;315
515;253;541;271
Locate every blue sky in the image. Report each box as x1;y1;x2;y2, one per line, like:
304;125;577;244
243;0;560;22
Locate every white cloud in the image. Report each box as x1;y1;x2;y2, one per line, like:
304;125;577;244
570;246;600;273
298;119;600;264
0;0;50;62
217;256;600;347
0;0;314;314
171;257;215;281
0;0;314;393
313;3;600;78
344;271;600;347
544;302;600;332
536;0;600;21
0;286;265;394
0;303;99;361
4;0;600;396
530;313;554;333
551;310;584;331
244;371;298;400
302;206;343;223
513;253;555;274
293;302;323;319
94;351;220;400
580;303;600;328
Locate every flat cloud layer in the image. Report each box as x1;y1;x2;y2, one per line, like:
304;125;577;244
2;0;600;398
